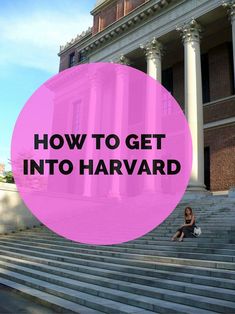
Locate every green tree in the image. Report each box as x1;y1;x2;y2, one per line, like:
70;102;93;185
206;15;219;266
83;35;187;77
4;171;14;184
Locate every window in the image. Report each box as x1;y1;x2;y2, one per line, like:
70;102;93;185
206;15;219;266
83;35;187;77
162;67;173;95
72;101;81;132
78;51;86;63
201;53;210;103
69;52;76;68
228;42;235;95
204;147;210;190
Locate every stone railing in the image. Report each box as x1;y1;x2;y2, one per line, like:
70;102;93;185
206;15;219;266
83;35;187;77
59;27;93;54
0;183;40;234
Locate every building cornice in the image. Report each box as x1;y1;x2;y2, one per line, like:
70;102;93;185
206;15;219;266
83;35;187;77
58;0;173;56
176;18;202;44
222;0;235;20
81;0;173;55
204;117;235;129
58;27;92;56
91;0;116;15
203;95;235;106
88;0;222;63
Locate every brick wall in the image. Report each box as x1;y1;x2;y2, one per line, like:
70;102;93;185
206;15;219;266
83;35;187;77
125;0;145;14
59;48;80;72
204;97;235;123
93;13;100;34
59;51;72;72
204;124;235;191
92;0;147;34
117;0;124;19
208;43;234;101
102;2;117;28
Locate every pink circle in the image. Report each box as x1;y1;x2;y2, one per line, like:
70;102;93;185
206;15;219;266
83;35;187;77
11;63;192;245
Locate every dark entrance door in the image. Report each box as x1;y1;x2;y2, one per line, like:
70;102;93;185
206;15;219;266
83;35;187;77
204;146;210;190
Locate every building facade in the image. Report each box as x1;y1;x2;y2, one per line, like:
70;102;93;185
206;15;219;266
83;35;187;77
58;0;235;192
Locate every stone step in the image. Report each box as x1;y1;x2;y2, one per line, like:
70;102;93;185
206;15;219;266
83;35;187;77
1;242;235;276
158;225;235;230
17;231;235;244
0;261;232;313
0;278;100;314
3;235;235;258
143;236;233;243
159;223;235;228
9;230;235;245
151;229;235;234
160;215;235;219
0;195;234;313
8;232;235;250
150;234;234;239
1;255;235;303
28;228;235;236
1;239;234;264
0;273;157;314
0;268;209;314
2;246;235;281
0;255;235;289
29;227;235;239
13;231;235;247
11;233;235;252
132;239;235;247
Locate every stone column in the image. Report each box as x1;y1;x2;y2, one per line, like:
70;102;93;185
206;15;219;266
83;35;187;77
177;19;206;192
119;54;131;66
223;1;235;194
109;55;130;198
141;38;163;192
223;0;235;88
83;73;100;197
141;37;163;82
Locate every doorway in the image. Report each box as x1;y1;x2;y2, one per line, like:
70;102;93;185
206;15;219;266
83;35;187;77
204;146;211;190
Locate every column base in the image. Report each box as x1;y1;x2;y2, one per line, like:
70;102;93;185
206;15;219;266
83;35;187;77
182;184;211;200
108;190;122;200
229;187;235;198
187;183;208;192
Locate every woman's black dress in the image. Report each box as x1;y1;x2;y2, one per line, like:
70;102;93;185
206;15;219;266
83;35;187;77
177;218;196;238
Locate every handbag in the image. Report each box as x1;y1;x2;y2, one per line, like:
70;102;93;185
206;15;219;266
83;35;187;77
193;226;202;237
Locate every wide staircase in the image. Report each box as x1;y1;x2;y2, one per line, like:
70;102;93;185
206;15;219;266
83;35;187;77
0;195;235;313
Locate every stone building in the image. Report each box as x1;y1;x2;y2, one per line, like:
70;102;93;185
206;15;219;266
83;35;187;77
58;0;235;193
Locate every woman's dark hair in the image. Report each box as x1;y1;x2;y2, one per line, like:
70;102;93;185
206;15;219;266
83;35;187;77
184;207;193;217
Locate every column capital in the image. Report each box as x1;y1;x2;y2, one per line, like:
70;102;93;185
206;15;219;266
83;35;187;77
118;54;131;65
176;19;202;44
222;0;235;21
140;37;163;60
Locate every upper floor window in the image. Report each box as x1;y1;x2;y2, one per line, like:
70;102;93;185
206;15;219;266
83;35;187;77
69;52;76;68
162;67;173;95
78;51;86;63
228;42;235;95
201;53;210;103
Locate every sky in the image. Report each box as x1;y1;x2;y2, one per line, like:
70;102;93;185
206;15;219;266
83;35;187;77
0;0;96;171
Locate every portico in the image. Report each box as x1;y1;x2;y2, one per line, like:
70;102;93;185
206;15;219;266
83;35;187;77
58;0;235;193
114;15;231;194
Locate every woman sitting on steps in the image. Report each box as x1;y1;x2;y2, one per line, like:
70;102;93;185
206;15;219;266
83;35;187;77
171;207;196;242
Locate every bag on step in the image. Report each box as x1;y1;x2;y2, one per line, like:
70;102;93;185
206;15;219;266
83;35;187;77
193;226;202;237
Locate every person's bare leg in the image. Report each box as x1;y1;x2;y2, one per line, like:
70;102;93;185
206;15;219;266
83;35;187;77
171;231;180;241
179;232;184;242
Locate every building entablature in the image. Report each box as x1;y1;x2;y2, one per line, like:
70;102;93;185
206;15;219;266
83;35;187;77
58;0;173;57
58;27;93;56
58;0;235;193
60;0;227;65
88;0;224;63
